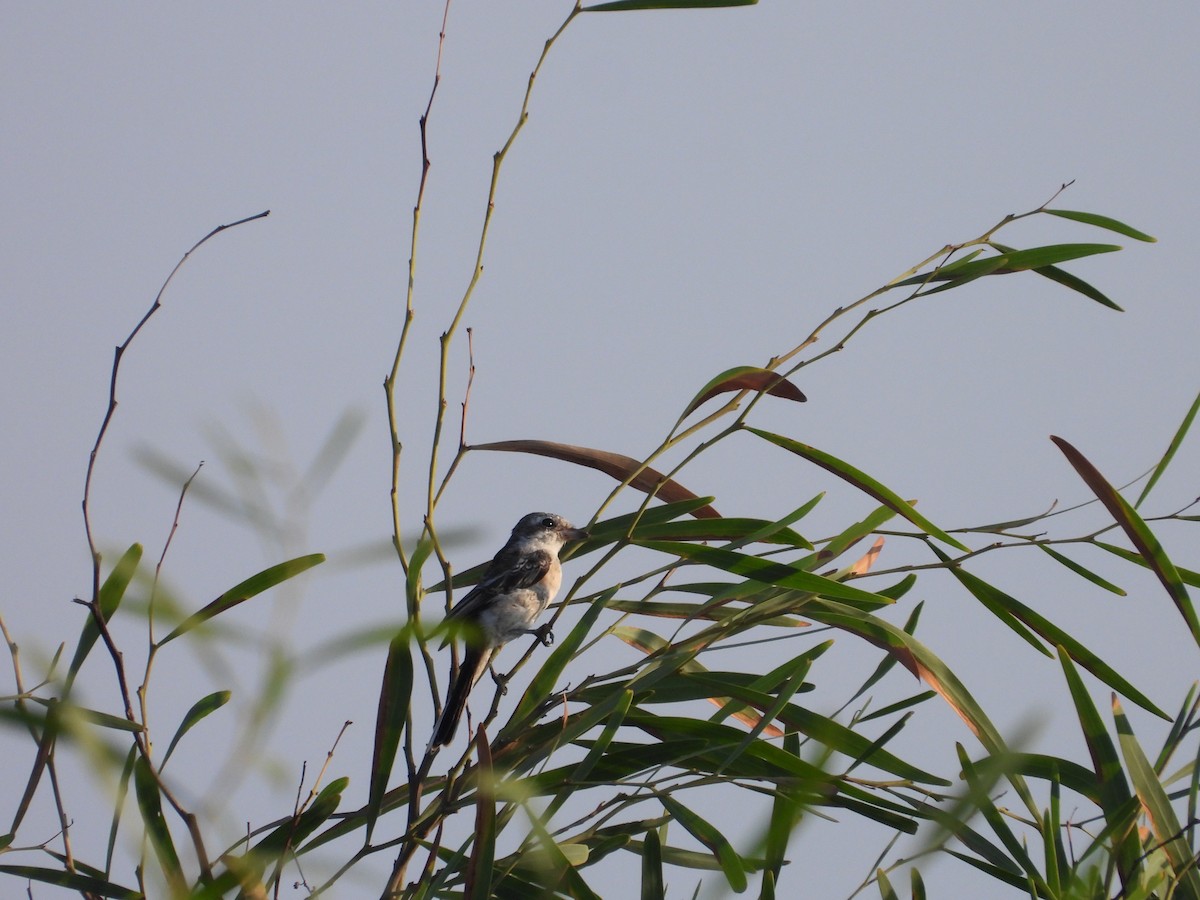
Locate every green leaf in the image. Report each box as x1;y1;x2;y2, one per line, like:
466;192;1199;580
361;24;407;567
133;756;186;895
1114;697;1200;898
466;732;496;900
161;690;231;768
367;629;413;839
682;366;806;418
658;794;748;893
746;428;968;551
1052;436;1200;646
585;0;757;10
641;827;665;900
66;543;143;688
1036;544;1126;595
1042;209;1157;242
636;540;891;609
1057;649;1141;887
618;518;812;548
510;589;614;731
158;553;325;644
0;865;140;898
936;551;1165;718
1136;388;1200;508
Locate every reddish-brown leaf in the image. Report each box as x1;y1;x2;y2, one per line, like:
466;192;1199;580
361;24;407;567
472;440;719;518
684;366;806;418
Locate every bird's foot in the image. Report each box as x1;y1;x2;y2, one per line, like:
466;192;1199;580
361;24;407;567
532;623;555;647
489;665;510;695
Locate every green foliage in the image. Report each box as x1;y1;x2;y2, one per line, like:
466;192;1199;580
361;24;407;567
3;4;1198;900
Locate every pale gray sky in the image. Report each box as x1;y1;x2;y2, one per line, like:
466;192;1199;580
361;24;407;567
3;3;1198;897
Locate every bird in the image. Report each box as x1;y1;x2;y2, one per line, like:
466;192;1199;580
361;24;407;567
430;512;588;748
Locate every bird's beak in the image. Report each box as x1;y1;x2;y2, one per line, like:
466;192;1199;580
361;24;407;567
565;527;589;543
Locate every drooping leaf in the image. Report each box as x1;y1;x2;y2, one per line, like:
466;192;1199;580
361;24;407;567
67;543;143;688
1051;436;1199;646
636;540;891;608
0;865;140;898
158;553;325;645
585;0;757;10
367;629;413;839
133;756;186;895
658;794;748;892
683;366;806;418
161;691;231;768
1042;209;1156;242
1036;544;1125;595
746;428;968;551
472;440;719;518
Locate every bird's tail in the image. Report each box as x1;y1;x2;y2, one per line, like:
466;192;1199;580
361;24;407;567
430;646;491;748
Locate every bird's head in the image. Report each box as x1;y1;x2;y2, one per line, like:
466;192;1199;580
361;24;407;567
511;512;589;550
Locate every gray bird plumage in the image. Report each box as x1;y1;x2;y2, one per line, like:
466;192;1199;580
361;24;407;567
430;512;587;748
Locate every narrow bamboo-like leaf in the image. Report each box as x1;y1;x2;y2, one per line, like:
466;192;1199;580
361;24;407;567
1113;696;1200;898
916;256;1013;295
762;731;802;893
875;868;899;900
249;775;347;880
850;598;923;702
1027;261;1123;311
1136;388;1200;508
133;756;186;895
957;747;1051;896
1094;541;1200;588
161;690;231;768
895;244;1120;287
367;629;412;838
1051;436;1200;645
910;868;926;900
159;553;325;644
1043;209;1157;242
466;729;496;900
66;543;143;688
808;599;1033;810
747;428;968;551
804;504;897;572
1037;544;1126;595
641;827;665;900
638;540;891;609
658;794;748;892
1057;650;1140;886
990;240;1124;310
472;440;719;518
0;865;140;898
518;802;601;900
510;589;614;730
586;0;756;9
683;366;806;418
61;704;145;733
942;558;1164;718
621;518;811;548
607;599;809;628
106;746;137;878
546;690;634;822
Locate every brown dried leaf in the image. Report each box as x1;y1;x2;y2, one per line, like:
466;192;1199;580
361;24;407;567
684;366;806;418
472;439;719;518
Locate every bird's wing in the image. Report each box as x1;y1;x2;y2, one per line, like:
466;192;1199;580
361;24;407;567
444;547;552;623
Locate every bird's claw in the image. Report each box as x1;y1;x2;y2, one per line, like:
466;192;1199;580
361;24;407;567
533;623;555;647
489;665;510;695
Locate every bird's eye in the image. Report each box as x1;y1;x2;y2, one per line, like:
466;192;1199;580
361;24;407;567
541;516;555;528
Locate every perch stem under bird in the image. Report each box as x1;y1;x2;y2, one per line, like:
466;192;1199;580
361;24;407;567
429;512;588;749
